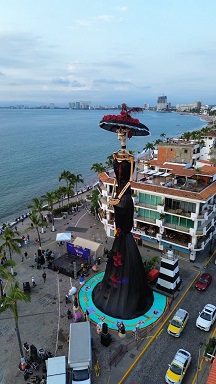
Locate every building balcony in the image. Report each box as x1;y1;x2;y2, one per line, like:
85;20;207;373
161;231;191;248
132;225;158;239
108;219;115;226
135;216;157;225
99;196;107;206
163;222;190;233
135;202;158;211
164;206;192;218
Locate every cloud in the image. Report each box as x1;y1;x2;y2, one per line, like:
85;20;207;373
97;60;133;69
93;78;132;86
51;78;85;87
0;33;55;69
95;15;114;22
116;6;128;12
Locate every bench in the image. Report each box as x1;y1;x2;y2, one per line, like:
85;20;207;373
108;345;128;366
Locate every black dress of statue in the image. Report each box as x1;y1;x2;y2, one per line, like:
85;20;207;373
93;158;154;320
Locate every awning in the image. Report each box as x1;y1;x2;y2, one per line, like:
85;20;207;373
56;232;72;242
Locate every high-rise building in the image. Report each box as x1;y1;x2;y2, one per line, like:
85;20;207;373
157;96;168;111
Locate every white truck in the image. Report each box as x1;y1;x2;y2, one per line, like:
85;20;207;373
68;321;92;384
46;355;66;384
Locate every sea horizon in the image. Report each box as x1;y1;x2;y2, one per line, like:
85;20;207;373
0;109;208;226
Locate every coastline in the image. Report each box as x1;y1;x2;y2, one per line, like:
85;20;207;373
0;111;213;228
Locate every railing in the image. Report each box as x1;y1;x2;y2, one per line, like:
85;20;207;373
163;223;190;233
136;216;157;224
136;202;158;210
108;345;128;367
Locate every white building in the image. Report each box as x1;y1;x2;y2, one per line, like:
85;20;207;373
97;138;216;262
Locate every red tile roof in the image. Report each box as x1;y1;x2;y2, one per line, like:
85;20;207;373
99;172;216;201
198;159;214;165
206;356;216;384
142;160;216;177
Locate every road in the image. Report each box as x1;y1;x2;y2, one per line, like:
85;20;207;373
123;261;216;384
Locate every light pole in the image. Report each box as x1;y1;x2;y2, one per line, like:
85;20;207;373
0;278;3;297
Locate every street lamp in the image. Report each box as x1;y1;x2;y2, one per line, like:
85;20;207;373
0;278;3;297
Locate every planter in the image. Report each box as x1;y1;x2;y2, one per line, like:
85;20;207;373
202;338;216;362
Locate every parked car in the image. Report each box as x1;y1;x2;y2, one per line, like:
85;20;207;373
196;304;216;331
167;308;189;337
195;272;212;291
165;349;191;384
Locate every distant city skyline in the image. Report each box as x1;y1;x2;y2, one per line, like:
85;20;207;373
0;1;216;106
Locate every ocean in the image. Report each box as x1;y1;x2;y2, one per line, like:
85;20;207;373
0;109;207;225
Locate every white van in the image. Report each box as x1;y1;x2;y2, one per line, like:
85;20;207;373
46;356;66;384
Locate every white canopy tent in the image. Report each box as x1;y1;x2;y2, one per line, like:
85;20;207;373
73;236;104;258
56;232;72;242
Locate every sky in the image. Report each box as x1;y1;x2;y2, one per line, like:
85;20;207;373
0;0;216;107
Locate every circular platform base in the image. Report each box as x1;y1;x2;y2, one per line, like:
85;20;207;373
78;272;167;331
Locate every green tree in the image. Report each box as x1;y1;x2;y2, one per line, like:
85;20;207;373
143;142;155;159
0;259;15;296
154;138;163;146
143;256;160;273
71;173;84;204
59;170;75;208
59;170;74;187
91;163;106;174
54;186;67;208
42;191;56;215
91;189;100;217
0;226;22;275
28;212;44;247
105;154;114;169
181;132;191;141
28;197;46;233
28;197;44;221
0;281;31;359
160;133;166;140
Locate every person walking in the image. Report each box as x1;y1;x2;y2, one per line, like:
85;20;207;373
24;251;28;259
42;272;46;283
32;276;36;287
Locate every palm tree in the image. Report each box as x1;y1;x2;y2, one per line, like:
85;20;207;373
71;173;84;204
105;154;114;169
28;197;44;221
91;163;106;174
160;133;166;141
59;170;73;188
28;197;45;233
181;132;191;141
154;138;163;146
57;186;67;207
0;281;31;360
54;187;66;208
42;191;56;215
28;212;43;247
0;226;22;275
143;142;155;159
59;170;75;208
0;259;15;296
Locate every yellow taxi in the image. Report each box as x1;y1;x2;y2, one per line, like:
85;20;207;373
165;349;191;384
167;308;189;337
